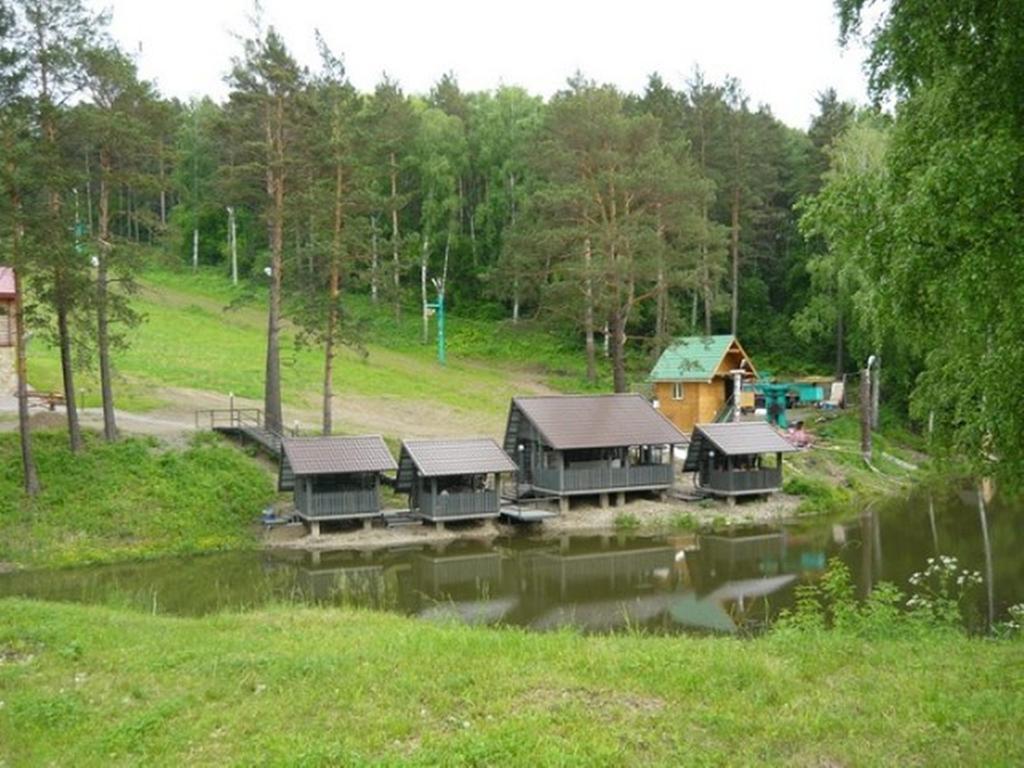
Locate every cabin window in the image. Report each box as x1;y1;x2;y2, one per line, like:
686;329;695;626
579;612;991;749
671;382;684;400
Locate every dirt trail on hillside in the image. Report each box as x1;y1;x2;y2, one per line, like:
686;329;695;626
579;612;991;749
0;375;554;443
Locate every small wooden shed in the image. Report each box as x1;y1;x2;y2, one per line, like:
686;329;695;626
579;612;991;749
649;335;757;432
396;438;518;525
503;394;687;511
279;435;397;534
683;422;797;501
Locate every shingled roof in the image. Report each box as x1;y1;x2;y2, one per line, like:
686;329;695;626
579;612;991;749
648;335;756;382
0;267;15;299
508;394;687;451
396;438;517;491
683;422;796;471
281;435;397;476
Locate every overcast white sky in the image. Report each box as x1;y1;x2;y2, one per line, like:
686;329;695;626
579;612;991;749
93;0;870;129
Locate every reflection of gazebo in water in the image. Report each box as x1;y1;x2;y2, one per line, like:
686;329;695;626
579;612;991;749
411;544;505;594
524;540;676;600
296;550;391;606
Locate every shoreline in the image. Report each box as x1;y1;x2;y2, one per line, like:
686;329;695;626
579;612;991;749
264;484;806;554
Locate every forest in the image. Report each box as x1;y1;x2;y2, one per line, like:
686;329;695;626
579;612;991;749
1;0;1022;489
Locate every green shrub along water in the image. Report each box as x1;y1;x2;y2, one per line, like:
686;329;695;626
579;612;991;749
0;431;275;567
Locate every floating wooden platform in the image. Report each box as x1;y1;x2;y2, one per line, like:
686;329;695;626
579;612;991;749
500;504;559;522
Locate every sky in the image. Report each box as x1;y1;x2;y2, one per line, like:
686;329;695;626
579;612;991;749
93;0;872;129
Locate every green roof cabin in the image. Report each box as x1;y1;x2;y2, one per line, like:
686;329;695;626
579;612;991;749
279;435;397;536
649;335;757;434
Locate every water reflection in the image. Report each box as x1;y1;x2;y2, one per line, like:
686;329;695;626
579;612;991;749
1;483;1021;635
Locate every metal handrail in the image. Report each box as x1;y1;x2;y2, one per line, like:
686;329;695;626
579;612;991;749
194;407;264;431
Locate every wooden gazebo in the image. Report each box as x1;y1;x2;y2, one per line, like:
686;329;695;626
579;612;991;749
683;422;797;502
279;435;397;535
503;394;687;512
396;438;517;526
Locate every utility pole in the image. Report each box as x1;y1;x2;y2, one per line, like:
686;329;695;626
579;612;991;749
870;354;881;430
427;277;446;366
860;355;876;463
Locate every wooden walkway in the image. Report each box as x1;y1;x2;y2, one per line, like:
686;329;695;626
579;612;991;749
195;407;291;459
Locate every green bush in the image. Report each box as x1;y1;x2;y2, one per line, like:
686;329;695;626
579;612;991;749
0;430;275;567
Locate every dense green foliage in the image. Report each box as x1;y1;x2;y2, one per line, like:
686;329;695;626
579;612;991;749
0;598;1020;765
0;431;274;566
819;0;1024;484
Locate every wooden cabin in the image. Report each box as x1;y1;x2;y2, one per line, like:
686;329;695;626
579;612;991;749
503;394;688;512
649;335;757;433
0;267;15;395
683;422;797;502
396;438;518;525
279;435;397;535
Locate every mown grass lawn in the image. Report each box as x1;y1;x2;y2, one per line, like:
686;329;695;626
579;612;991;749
26;265;598;420
0;431;275;568
0;599;1021;766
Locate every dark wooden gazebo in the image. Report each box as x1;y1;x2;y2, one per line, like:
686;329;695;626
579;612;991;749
396;438;518;526
279;435;397;535
503;394;688;512
683;422;797;502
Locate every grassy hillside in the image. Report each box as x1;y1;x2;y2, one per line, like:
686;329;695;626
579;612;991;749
26;267;601;433
0;599;1021;766
0;431;275;567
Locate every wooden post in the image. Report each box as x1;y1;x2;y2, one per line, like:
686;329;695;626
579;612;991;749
616;491;625;507
860;367;872;463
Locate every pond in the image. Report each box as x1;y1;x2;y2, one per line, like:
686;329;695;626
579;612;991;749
2;483;1021;635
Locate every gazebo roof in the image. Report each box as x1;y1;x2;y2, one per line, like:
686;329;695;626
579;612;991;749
396;438;517;491
683;422;797;471
508;394;687;451
281;435;396;476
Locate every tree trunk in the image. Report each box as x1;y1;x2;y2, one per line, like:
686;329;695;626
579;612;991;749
730;186;740;336
701;200;713;335
420;236;429;344
390;152;401;322
263;96;285;436
323;261;338;436
97;146;117;441
835;307;845;378
654;204;667;354
609;306;627;393
9;210;40;495
583;238;596;383
228;207;238;285
370;214;379;303
158;139;167;227
323;164;345;435
55;283;82;452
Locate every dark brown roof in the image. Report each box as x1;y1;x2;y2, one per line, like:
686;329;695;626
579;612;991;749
403;438;518;476
396;438;517;490
281;435;397;476
0;267;15;299
510;394;688;450
683;422;797;471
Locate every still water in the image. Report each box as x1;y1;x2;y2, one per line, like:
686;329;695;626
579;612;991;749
2;484;1020;635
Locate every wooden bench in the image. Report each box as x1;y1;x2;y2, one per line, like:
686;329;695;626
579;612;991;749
26;391;66;411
